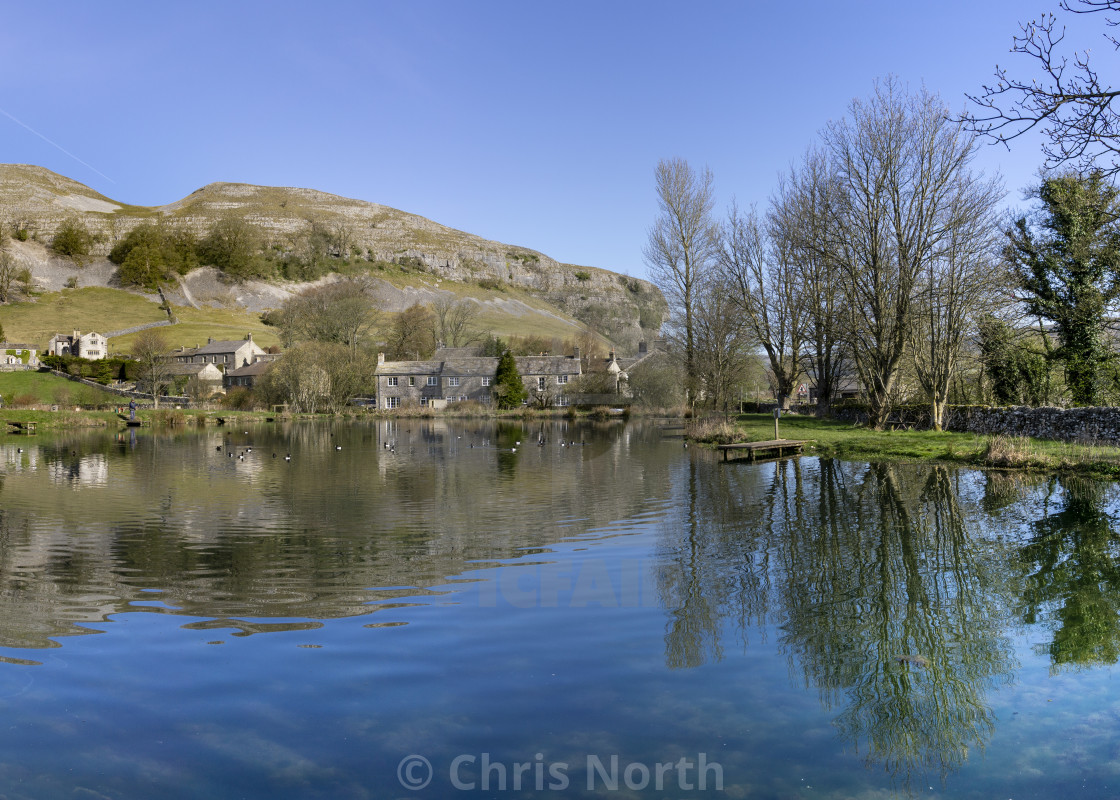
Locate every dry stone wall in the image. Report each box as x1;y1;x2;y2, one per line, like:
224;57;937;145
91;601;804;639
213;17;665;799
943;405;1120;445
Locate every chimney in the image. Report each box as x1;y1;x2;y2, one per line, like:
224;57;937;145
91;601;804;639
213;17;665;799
246;333;253;341
207;337;214;344
73;330;80;341
572;346;581;362
377;352;385;365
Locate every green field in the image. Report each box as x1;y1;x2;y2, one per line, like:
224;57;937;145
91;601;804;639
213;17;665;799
691;413;1120;478
0;279;594;356
0;370;123;408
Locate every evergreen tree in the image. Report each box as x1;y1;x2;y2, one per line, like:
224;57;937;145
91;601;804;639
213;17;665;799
1005;172;1120;406
493;349;526;409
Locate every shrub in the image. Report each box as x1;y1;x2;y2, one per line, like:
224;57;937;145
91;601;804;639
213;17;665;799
13;229;29;242
574;270;591;281
51;218;96;259
478;278;507;292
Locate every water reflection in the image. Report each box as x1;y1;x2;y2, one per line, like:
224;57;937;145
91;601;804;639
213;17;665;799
2;423;1120;796
1019;475;1120;671
0;420;651;650
657;457;1023;788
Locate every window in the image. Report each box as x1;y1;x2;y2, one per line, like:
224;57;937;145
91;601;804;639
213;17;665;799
481;377;491;386
386;376;398;386
557;395;570;407
445;396;454;403
408;376;416;386
538;376;546;391
427;376;438;386
459;395;467;402
447;377;460;387
385;397;400;409
420;397;428;406
557;374;569;384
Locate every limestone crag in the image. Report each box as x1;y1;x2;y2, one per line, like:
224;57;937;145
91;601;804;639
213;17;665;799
0;165;665;344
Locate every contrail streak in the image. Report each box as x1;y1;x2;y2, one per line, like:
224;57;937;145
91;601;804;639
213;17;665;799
0;106;115;184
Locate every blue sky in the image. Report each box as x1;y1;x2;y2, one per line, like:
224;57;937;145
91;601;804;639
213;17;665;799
0;1;1085;278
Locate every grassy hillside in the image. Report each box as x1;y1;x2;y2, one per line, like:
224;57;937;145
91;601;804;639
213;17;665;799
0;370;122;407
0;164;666;348
0;281;601;356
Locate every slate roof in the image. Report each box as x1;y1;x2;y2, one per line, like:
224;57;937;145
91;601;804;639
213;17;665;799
158;363;224;378
375;360;446;376
516;355;580;375
226;360;275;378
184;339;257;357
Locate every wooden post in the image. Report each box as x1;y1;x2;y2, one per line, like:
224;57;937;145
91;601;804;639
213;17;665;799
773;407;780;440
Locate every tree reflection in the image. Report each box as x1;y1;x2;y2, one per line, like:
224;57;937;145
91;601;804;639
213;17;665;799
1019;476;1120;670
657;457;1018;789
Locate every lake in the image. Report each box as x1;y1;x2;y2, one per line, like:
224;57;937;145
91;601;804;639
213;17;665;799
1;419;1119;798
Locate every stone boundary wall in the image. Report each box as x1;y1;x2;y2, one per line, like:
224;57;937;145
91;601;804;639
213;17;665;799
830;404;1120;444
47;368;190;405
943;406;1120;445
104;320;175;338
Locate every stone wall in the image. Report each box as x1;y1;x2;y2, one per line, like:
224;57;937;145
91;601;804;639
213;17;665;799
943;405;1120;444
829;403;1120;444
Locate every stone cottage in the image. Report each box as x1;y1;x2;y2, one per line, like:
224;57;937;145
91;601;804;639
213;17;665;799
374;349;582;409
47;330;108;360
172;334;267;371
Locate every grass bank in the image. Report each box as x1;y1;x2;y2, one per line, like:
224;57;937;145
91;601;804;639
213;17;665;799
688;413;1120;479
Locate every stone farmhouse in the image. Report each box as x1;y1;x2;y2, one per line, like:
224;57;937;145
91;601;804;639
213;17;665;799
375;349;582;409
171;334;267;371
47;330;108;360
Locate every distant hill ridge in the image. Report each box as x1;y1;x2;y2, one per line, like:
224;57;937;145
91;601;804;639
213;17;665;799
0;164;665;345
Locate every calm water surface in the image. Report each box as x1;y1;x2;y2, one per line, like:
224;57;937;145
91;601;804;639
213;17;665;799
1;419;1119;799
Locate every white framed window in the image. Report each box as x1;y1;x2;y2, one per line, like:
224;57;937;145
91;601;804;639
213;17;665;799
427;376;438;386
447;377;460;387
420;397;428;406
538;377;546;391
459;395;467;402
445;396;454;403
386;376;398;386
408;376;416;386
481;377;491;386
557;374;569;384
557;395;570;406
385;397;400;409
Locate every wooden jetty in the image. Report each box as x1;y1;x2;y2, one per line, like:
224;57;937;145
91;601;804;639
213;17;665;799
717;439;811;462
5;421;36;435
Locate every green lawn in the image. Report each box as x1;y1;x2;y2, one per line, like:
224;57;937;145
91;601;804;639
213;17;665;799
0;370;123;408
693;413;1120;478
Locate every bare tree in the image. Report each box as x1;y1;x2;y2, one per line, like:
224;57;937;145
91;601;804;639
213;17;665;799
821;78;993;428
692;278;750;413
387;303;436;360
0;248;25;303
770;149;850;416
912;174;1005;429
431;295;482;348
967;1;1120;177
717;203;805;410
131;329;172;408
643;158;719;403
278;277;383;353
